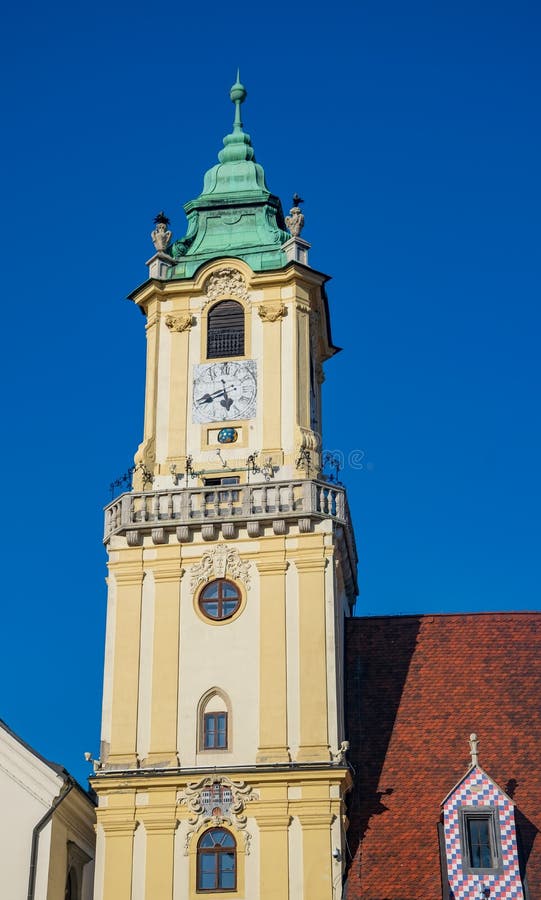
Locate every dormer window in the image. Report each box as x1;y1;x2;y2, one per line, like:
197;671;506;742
466;814;494;869
460;808;500;873
207;301;245;358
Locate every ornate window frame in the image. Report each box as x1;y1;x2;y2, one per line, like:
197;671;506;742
199;267;252;363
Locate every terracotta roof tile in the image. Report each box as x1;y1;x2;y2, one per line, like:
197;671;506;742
344;613;541;900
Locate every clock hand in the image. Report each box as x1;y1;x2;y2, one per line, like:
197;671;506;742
220;380;234;411
196;384;234;405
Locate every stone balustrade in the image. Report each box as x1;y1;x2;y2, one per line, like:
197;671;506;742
104;480;352;546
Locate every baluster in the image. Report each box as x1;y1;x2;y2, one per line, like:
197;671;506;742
226;490;233;515
152;493;159;521
330;489;337;516
287;483;294;511
177;490;187;520
167;492;173;519
189;492;196;519
261;485;268;513
336;490;345;519
318;485;326;514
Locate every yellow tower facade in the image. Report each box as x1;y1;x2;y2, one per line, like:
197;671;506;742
92;78;357;900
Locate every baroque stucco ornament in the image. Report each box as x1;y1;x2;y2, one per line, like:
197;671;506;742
178;777;258;854
190;544;251;592
204;268;249;304
165;314;194;333
258;303;287;322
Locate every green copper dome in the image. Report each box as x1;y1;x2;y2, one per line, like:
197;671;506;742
168;75;289;279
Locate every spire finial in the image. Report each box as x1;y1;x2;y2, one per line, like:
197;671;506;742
469;732;479;767
230;70;247;133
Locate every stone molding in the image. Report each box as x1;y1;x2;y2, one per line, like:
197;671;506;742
256;557;289;576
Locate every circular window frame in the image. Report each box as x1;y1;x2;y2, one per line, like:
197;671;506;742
196;578;245;625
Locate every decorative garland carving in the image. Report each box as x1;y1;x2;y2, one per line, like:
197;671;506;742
165;314;194;333
258;303;287;323
178;777;258;854
204;268;249;305
190;544;251;592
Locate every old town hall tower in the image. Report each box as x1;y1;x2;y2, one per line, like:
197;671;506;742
92;76;358;900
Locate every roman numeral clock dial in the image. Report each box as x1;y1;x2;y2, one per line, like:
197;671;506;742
192;360;257;424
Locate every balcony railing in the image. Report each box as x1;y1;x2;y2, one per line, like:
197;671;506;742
104;479;351;543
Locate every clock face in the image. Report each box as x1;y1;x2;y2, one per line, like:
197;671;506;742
193;360;257;424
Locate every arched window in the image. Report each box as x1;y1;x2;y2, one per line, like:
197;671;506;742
197;828;236;891
207;301;244;358
199;689;230;751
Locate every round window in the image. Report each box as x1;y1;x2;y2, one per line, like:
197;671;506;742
199;579;241;621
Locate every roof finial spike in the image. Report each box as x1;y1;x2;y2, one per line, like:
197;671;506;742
469;732;479;767
230;71;247;133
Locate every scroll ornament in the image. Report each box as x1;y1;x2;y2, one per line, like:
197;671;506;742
204;268;249;303
190;545;251;592
178;776;258;854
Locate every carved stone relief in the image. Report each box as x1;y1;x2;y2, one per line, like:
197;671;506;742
258;303;287;322
203;268;249;306
177;777;258;854
190;544;251;592
165;314;194;333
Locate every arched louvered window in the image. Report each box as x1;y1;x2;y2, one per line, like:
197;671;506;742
207;301;244;358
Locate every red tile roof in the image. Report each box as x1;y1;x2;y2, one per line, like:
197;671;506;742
344;612;541;900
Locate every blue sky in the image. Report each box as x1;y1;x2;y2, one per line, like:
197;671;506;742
0;1;539;784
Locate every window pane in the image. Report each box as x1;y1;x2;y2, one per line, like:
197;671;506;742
200;832;214;848
202;583;219;599
201;600;219;617
200;854;216;873
222;583;239;598
199;870;216;890
220;852;235;888
220;871;235;889
468;818;492;868
223;601;238;616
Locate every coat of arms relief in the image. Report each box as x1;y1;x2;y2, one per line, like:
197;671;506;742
177;776;258;854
